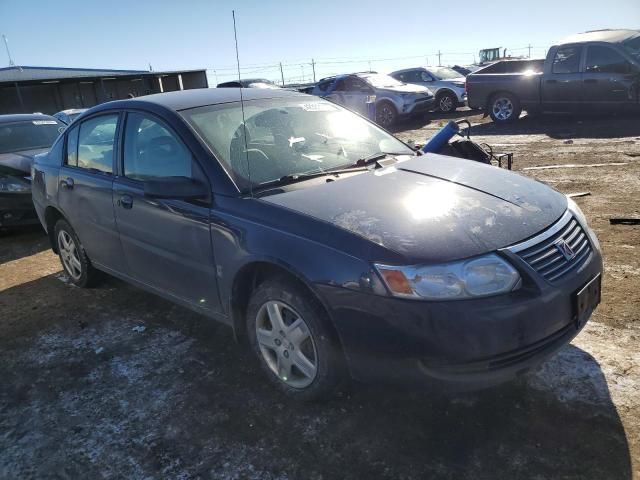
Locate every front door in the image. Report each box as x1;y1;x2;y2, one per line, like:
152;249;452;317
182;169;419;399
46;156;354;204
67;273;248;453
112;111;221;312
582;44;639;111
542;45;584;112
57;113;127;272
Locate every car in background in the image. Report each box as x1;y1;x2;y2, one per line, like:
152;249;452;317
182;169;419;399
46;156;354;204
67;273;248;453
390;67;467;113
53;108;87;125
466;29;640;123
0;164;35;227
33;89;602;400
217;78;281;89
312;72;434;128
0;113;65;227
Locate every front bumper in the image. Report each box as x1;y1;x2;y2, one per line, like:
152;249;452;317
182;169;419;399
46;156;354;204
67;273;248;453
0;192;38;227
402;97;435;115
316;243;603;390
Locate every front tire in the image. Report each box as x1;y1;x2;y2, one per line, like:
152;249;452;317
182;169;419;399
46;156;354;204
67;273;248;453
375;101;398;128
246;276;343;401
437;91;457;113
54;219;100;288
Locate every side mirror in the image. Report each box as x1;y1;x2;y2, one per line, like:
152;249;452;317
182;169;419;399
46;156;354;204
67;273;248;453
143;177;208;200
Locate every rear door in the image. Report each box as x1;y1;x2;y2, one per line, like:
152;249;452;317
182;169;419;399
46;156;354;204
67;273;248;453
582;44;639;111
341;77;373;116
112;111;221;312
542;45;584;111
57;113;127;273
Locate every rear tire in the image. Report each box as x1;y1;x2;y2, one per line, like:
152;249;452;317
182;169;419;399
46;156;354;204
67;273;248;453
489;92;522;123
437;91;457;113
54;219;100;288
246;276;343;401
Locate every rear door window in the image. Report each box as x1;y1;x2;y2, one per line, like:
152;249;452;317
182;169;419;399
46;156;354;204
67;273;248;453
552;46;583;74
586;45;631;74
65;125;79;167
76;114;118;174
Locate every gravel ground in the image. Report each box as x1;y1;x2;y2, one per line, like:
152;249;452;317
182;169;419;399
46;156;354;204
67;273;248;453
1;110;639;479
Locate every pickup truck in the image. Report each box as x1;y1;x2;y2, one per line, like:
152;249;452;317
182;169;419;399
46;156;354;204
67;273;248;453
467;29;640;123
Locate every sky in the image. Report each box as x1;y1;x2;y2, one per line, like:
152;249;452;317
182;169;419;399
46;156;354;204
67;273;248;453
1;0;639;85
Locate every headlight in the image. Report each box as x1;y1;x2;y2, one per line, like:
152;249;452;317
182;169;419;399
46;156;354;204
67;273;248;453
375;253;520;300
0;176;30;193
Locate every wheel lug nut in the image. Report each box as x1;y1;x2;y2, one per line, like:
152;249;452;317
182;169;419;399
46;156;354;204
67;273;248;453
283;350;289;358
275;338;282;346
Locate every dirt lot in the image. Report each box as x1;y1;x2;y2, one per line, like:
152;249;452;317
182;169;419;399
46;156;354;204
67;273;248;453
1;110;639;479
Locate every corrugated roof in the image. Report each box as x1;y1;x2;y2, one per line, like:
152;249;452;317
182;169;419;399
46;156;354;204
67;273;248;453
0;66;207;83
558;29;639;45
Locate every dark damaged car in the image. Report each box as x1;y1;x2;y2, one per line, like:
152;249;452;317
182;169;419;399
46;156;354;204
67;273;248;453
32;89;603;400
0;114;65;227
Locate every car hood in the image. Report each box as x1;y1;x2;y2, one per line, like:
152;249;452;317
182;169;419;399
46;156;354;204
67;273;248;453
0;147;50;173
378;84;431;95
260;154;567;263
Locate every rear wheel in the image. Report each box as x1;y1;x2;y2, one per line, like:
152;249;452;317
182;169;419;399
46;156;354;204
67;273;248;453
54;219;100;288
437;91;457;113
489;93;521;123
246;276;343;401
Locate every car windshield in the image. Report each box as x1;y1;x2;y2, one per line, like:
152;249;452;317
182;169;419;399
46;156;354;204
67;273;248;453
430;67;464;80
622;36;640;60
0;120;63;154
361;74;404;88
180;97;414;192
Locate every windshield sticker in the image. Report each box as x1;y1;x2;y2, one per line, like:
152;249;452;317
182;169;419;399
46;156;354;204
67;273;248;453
299;102;338;112
32;120;58;125
301;154;324;162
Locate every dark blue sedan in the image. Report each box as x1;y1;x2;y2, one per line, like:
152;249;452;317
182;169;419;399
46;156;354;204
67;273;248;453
32;88;603;400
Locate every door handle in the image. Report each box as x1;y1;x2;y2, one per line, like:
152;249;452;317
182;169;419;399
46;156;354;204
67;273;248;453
584;79;598;84
546;79;558;84
118;194;133;209
60;177;74;190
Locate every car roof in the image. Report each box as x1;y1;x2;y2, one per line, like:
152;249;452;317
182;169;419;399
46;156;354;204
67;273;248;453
57;108;86;115
99;87;308;112
558;29;639;45
0;113;60;124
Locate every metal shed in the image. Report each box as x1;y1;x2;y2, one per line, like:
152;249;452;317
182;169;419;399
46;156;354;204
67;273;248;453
0;66;208;114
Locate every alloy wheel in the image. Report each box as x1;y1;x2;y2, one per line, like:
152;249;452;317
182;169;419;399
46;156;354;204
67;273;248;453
377;105;395;127
439;95;454;112
492;97;514;121
58;230;82;280
255;300;318;388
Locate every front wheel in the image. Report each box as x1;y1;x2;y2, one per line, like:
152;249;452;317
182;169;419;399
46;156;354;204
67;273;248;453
375;101;398;128
246;276;343;401
437;92;458;113
489;93;522;123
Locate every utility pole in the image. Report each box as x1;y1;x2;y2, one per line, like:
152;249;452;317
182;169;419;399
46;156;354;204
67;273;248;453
213;69;218;85
279;62;285;87
2;35;15;66
437;50;442;66
311;58;316;82
527;44;532;58
368;60;372;71
301;64;305;83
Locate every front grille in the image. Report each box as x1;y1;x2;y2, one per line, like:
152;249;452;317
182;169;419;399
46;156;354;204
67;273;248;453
515;214;592;282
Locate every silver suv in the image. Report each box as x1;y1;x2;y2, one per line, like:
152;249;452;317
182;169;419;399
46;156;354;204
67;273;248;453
390;67;467;113
312;73;434;128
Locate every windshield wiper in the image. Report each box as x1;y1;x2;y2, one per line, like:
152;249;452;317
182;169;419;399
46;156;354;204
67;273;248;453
254;167;369;191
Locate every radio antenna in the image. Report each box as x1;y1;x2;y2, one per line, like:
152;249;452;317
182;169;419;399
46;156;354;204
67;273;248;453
232;10;252;196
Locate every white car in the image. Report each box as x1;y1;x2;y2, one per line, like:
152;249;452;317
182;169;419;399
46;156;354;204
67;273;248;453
390;67;467;113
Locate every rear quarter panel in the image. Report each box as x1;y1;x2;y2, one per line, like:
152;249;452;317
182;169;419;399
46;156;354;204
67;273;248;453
32;138;64;231
466;69;543;109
